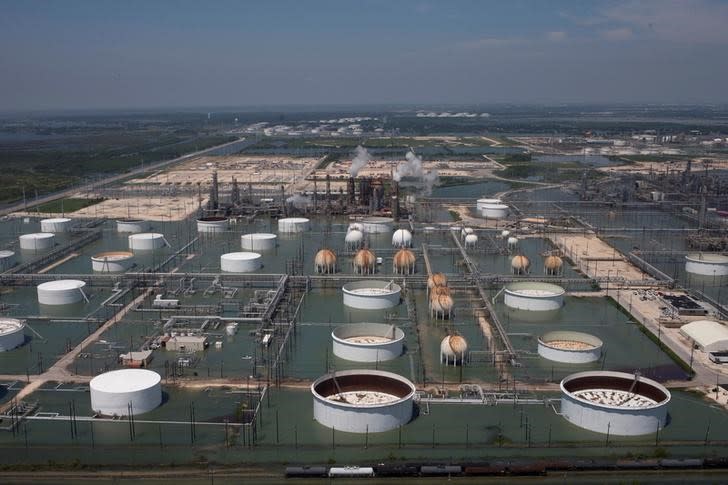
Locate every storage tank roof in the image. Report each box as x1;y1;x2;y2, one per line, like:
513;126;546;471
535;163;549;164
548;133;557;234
90;369;161;393
221;252;261;261
37;279;86;290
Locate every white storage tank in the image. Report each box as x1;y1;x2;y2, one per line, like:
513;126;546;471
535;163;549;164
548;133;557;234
37;279;87;305
90;369;163;416
197;216;229;233
345;229;364;249
476;198;501;212
504;282;565;311
538;331;603;364
440;334;468;366
0;250;16;272
391;229;413;248
91;251;135;272
464;234;478;248
241;233;277;251
278;217;310;233
116;219;150;233
40;217;72;233
332;323;405;362
342;280;401;310
19;233;55;251
360;216;394;234
685;253;728;277
311;370;416;433
128;233;168;251
220;252;262;272
481;203;509;219
560;371;670;436
0;318;25;352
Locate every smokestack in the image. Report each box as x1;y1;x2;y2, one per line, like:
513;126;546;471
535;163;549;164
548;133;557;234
348;177;356;206
281;185;287;217
313;176;318;211
392;179;400;221
326;174;332;210
359;178;371;207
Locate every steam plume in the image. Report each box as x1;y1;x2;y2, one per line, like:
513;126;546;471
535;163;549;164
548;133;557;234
349;145;371;177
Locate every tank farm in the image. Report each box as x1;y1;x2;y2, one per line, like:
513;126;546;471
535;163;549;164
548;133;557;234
2;152;728;478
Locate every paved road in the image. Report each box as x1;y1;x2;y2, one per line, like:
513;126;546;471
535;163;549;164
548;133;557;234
0;137;252;217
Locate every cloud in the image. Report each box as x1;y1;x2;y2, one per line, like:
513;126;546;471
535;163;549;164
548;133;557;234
546;31;567;42
600;27;633;41
457;37;525;50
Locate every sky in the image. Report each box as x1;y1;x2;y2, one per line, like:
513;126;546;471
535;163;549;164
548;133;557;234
1;0;728;110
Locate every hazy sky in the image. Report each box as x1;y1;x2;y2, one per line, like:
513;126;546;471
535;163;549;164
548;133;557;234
2;0;728;110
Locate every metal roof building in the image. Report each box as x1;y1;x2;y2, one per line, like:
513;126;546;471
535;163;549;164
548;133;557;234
680;320;728;353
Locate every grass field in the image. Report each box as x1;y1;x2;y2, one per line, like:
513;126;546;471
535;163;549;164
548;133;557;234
32;198;105;213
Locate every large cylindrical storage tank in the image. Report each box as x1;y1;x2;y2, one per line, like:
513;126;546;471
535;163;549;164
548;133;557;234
685;253;728;276
0;318;25;352
90;369;162;416
504;282;565;311
197;216;229;233
538;331;603;364
128;233;167;251
481;203;509;219
311;370;416;433
220;252;262;272
37;280;87;305
241;233;277;251
476;198;501;212
40;217;72;233
332;323;405;362
91;251;135;272
360;216;394;234
0;250;16;272
116;219;149;233
19;233;55;251
278;217;310;233
560;371;671;436
342;280;401;310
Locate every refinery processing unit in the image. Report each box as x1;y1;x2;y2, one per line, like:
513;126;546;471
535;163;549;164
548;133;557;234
2;109;728;481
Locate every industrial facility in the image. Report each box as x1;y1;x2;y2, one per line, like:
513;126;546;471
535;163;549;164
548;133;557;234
0;119;728;479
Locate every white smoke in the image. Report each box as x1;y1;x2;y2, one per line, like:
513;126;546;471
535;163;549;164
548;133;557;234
395;150;439;194
349;145;371;177
286;194;311;209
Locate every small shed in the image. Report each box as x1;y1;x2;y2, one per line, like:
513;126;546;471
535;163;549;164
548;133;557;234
680;320;728;352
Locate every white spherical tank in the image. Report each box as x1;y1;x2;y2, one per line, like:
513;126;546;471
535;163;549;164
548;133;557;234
685;253;728;277
481;203;509;219
278;217;310;233
0;250;16;272
311;370;416;433
504;282;565;311
360;216;394;234
538;331;603;364
90;369;162;416
37;279;87;305
440;334;468;365
116;219;150;233
128;233;167;251
40;217;72;233
342;280;401;310
391;229;413;248
241;233;277;251
0;318;25;352
220;252;262;272
345;229;364;249
91;251;135;273
560;371;670;436
197;216;229;233
19;233;55;251
464;234;478;248
332;323;405;362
